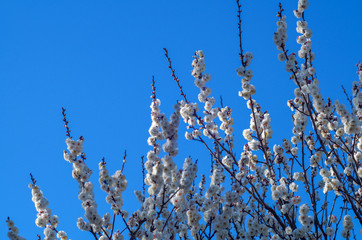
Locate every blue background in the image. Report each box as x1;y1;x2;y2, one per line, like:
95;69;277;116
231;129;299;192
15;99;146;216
1;0;361;238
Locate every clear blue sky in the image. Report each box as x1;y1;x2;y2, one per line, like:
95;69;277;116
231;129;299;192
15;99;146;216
1;0;361;239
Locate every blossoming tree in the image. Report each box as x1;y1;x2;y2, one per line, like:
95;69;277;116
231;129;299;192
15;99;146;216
6;0;362;239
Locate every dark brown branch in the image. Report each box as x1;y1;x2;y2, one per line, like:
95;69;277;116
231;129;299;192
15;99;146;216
61;107;72;139
163;48;189;103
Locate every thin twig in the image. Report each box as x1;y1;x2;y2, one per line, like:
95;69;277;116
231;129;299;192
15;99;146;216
61;107;72;139
236;0;245;66
341;85;354;111
121;150;127;172
163;48;189;103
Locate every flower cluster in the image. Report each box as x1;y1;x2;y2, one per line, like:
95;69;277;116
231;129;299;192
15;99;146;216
218;106;234;137
64;138;92;183
295;204;313;237
335;100;360;135
63;137;84;163
352;81;362;119
237;52;255;100
341;215;354;238
236;45;274;154
6;218;25;240
186;50;224;143
192;50;212;102
99;161;128;216
28;182;68;240
76;181;106;234
273;15;287;52
63;138;110;236
145;97;182;196
180;157;197;189
180;102;199;129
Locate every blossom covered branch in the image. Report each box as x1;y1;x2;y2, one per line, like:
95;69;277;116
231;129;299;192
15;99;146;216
6;0;362;239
